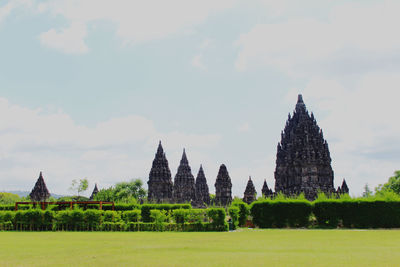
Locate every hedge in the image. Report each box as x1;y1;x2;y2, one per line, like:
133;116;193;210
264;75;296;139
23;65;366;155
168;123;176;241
251;200;312;228
231;201;249;226
0;205;227;232
141;204;191;222
313;200;400;228
228;206;239;230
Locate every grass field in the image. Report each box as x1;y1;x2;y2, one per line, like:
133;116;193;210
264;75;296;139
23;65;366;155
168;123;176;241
1;229;399;266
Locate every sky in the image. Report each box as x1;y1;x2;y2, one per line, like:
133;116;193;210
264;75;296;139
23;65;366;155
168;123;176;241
0;0;399;197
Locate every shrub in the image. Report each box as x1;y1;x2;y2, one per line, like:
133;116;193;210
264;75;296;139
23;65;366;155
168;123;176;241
231;201;249;226
103;211;121;223
122;210;141;223
141;204;191;222
228;206;239;230
251;200;312;228
84;210;102;230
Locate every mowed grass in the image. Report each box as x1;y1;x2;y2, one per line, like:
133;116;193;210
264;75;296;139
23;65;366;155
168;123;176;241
1;229;400;266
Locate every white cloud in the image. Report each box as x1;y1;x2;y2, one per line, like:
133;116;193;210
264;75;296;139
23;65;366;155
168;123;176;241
237;122;251;133
0;98;221;195
235;1;400;77
191;54;207;70
39;22;88;54
0;0;32;23
35;0;235;53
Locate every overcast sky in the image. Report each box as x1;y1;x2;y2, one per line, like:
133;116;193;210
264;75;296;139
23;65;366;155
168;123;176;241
0;0;399;197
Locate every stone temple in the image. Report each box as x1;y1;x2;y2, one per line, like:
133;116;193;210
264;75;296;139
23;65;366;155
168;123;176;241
275;94;338;200
243;176;257;204
173;149;196;203
147;142;173;203
194;165;210;207
29;171;50;201
215;164;232;206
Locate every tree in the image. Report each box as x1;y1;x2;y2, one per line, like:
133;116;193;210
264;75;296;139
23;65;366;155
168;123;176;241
362;183;373;198
93;179;147;203
376;170;400;195
114;179;146;202
70;178;89;198
0;192;21;204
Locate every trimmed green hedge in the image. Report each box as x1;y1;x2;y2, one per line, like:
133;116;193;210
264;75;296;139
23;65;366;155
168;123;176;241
141;204;191;222
313;200;400;228
250;200;312;228
231;201;249;226
0;204;227;232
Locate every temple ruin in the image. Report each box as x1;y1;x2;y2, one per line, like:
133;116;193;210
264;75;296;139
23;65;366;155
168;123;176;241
274;94;337;200
147;141;173;203
173;149;196;203
29;171;50;201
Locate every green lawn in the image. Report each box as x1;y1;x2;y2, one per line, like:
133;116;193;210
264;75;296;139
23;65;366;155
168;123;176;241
0;229;399;266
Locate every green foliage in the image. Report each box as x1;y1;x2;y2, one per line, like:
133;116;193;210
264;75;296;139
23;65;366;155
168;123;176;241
70;178;89;198
103;210;121;223
313;199;400;228
228;206;239;230
206;208;226;226
363;184;373;198
250;199;312;228
0;192;21;204
231;200;250;226
94;179;147;203
122;210;141;222
376;170;400;195
141;204;191;222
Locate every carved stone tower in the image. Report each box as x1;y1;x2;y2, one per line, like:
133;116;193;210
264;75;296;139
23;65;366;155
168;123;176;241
243;176;257;204
90;184;99;200
29;171;50;201
215;164;232;206
173;149;196;203
261;179;273;198
147;141;173;203
194;165;210;207
275;94;335;200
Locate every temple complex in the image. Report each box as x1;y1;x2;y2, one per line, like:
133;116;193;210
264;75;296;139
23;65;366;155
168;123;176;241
243;176;256;204
261;180;273;198
194;165;210;207
147;142;173;203
29;171;50;201
274;94;336;200
173;149;196;203
215;164;232;206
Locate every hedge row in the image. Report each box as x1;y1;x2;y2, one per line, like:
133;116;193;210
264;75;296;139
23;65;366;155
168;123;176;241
0;207;226;232
251;200;312;228
313;200;400;228
250;199;400;229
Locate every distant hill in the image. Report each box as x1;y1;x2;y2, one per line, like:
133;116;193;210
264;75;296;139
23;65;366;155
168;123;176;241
3;191;65;199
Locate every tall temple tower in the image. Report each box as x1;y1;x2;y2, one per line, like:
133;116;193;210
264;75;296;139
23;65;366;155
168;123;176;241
275;94;335;200
194;165;210;207
147;141;173;203
173;149;196;203
29;171;51;201
215;164;232;206
243;176;257;204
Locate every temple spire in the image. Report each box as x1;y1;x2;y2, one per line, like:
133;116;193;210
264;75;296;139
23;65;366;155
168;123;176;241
243;176;257;204
148;141;173;203
215;164;232;206
90;183;99;200
194;164;210;207
295;94;306;113
173;149;195;203
29;171;51;201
